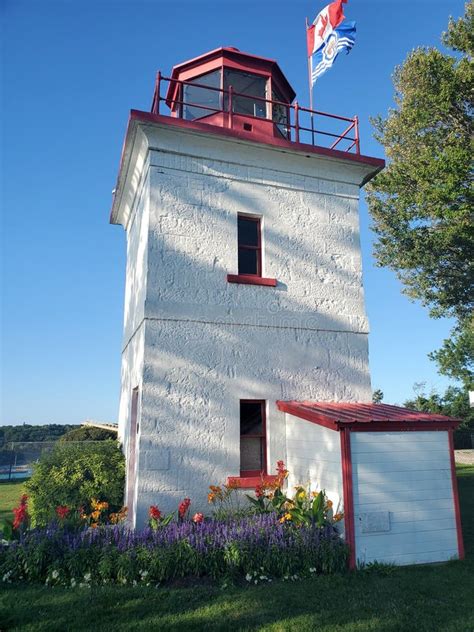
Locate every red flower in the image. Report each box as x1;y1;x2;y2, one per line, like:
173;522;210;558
12;495;29;530
255;484;264;499
192;512;204;524
276;460;286;474
55;505;70;519
178;498;191;519
149;505;161;521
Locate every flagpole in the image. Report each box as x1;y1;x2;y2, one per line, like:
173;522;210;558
305;17;315;146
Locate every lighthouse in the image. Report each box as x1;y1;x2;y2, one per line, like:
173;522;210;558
110;47;385;527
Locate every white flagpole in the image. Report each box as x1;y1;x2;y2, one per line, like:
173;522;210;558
306;17;315;145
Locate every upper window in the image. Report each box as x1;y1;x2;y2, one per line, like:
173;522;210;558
224;70;268;119
238;214;261;276
182;70;222;121
240;400;266;476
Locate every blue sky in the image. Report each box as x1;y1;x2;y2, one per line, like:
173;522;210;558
1;0;465;425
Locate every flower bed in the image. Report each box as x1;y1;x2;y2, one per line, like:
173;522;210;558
1;515;347;586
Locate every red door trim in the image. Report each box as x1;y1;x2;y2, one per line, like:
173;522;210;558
448;429;465;560
340;427;356;570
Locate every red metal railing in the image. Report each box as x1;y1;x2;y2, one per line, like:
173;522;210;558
151;72;360;154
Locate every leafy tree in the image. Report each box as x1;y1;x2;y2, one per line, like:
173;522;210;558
59;425;117;442
372;389;384;404
404;383;474;447
366;2;474;386
0;424;79;447
429;315;474;389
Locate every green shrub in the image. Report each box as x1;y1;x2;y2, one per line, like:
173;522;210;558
25;441;125;527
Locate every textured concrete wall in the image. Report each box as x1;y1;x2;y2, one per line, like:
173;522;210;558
116;122;373;525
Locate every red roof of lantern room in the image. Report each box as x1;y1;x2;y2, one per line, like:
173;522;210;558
276;401;461;431
165;46;296;108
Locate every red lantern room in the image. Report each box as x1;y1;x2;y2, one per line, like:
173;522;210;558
160;47;296;140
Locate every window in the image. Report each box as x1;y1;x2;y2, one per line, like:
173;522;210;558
224;69;268;118
238;214;261;276
272;87;290;139
240;400;266;476
182;70;222;121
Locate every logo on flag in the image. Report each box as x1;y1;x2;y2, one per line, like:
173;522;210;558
307;0;356;86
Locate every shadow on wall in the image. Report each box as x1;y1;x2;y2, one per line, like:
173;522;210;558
117;140;373;523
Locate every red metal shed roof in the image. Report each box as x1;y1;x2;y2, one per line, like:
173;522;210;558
276;401;461;431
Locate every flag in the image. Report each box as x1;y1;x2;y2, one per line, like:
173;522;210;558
307;0;356;86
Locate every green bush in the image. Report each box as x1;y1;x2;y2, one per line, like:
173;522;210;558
25;441;125;527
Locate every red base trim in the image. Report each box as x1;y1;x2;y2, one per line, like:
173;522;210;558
227;475;278;488
129;110;385;170
448;430;465;560
227;274;277;287
340;428;356;570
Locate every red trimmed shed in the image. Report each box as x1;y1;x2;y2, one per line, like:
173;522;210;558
277;401;464;567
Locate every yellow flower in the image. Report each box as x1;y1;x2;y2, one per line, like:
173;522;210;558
296;490;306;501
91;510;101;520
279;512;292;523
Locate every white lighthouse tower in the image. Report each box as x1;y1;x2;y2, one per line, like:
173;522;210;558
110;47;384;527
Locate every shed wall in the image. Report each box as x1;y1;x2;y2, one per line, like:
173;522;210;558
351;431;458;565
286;415;343;510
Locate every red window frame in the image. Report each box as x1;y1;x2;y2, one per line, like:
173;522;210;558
240;399;267;477
237;214;262;277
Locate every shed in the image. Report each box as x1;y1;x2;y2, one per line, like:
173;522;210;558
277;401;464;567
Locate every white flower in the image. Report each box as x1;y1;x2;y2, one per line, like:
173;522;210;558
70;578;76;587
52;570;59;580
83;572;91;582
309;567;316;573
245;573;252;582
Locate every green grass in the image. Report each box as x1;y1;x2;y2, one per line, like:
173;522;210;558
0;481;25;529
1;466;473;632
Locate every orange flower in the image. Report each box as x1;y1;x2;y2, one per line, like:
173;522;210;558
225;479;241;490
326;500;333;509
333;513;344;522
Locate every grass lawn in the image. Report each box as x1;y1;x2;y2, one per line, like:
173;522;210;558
1;466;473;632
0;481;25;530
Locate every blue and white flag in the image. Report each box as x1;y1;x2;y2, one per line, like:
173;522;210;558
307;1;356;86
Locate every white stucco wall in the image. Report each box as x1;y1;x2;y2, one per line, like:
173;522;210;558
285;415;343;510
352;431;458;566
113;120;377;525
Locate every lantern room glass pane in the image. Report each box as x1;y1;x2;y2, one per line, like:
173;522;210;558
224;70;267;118
182;70;222;121
272;87;290;139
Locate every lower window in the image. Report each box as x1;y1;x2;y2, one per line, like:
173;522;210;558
240;400;266;476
